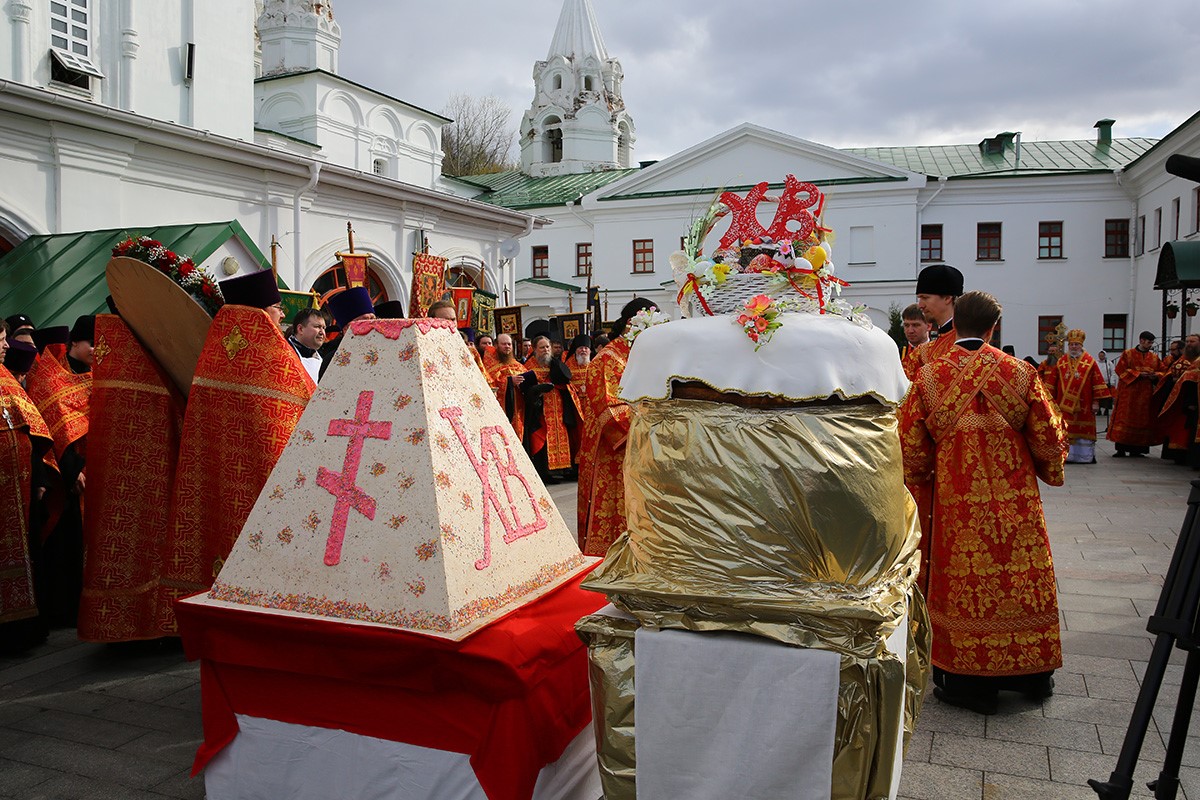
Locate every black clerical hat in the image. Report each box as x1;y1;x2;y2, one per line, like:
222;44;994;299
4;340;36;373
373;300;406;320
915;264;964;297
327;287;375;328
4;314;33;333
70;315;95;344
218;270;282;310
568;334;592;356
32;326;69;353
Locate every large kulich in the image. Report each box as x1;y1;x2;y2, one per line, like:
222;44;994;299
579;312;930;800
584;313;920;648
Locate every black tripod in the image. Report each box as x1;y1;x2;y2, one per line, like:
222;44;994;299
1090;480;1200;800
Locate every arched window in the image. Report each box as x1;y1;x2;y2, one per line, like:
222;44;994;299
543;116;563;164
552;74;562;91
372;158;387;176
446;263;482;290
583;75;593;91
617;122;631;168
311;262;390;306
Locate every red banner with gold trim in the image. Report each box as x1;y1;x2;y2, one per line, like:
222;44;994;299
78;315;187;642
410;252;447;318
158;305;315;634
451;286;475;329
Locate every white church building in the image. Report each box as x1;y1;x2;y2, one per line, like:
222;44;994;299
0;0;542;324
1;0;1198;359
464;0;1200;359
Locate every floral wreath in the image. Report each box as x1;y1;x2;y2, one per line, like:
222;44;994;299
623;307;672;344
112;235;225;317
670;176;871;346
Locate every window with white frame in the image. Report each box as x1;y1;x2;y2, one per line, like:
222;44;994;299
49;0;103;85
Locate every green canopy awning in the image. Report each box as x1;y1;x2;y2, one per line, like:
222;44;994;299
1155;240;1200;289
0;221;275;327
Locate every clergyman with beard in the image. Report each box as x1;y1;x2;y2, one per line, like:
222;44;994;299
518;335;575;484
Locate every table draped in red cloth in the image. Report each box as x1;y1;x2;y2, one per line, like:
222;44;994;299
78;315;187;642
176;566;605;800
159;306;314;634
0;369;51;623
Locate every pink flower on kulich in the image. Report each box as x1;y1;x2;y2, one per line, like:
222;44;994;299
737;314;751;326
745;294;772;314
754;316;770;332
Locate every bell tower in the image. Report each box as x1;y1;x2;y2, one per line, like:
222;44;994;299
519;0;635;177
257;0;342;76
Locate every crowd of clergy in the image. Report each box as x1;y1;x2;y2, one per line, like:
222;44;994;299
0;256;1189;724
0;264;655;655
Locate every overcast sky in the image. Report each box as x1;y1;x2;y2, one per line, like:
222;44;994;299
332;0;1200;160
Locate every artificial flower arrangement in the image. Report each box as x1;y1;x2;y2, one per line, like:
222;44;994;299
112;235;225;317
670;175;870;346
623;307;673;343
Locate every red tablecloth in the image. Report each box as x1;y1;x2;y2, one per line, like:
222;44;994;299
176;568;605;800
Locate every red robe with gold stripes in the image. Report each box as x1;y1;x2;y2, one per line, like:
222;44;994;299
899;344;1066;678
1107;347;1162;448
78;315;187;641
0;368;51;624
158;306;314;633
1050;352;1111;442
577;338;632;556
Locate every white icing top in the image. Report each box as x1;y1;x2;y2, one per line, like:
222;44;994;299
619;313;910;405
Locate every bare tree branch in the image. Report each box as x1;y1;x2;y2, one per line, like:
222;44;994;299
440;94;518;177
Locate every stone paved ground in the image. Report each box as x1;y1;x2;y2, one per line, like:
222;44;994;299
1;445;1198;799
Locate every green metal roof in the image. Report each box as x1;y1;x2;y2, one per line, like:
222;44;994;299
0;221;272;328
845;137;1158;179
460;168;639;210
467;136;1159;208
516;277;584;293
1155;240;1200;289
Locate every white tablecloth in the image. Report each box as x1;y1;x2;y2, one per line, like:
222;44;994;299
631;611;909;800
204;715;601;800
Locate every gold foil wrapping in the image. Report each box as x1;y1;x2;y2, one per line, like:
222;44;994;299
575;613;639;800
580;399;931;799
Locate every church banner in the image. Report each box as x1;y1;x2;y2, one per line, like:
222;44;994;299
280;290;319;326
338;252;370;288
410;252;447;318
451;286;475;329
587;287;602;334
494;306;524;341
473;290;497;338
554;312;587;344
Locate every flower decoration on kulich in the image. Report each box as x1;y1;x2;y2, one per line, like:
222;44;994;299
671;175;871;342
112;235;225;316
622;307;673;343
737;294;782;349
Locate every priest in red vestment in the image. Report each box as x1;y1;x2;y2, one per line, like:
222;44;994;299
78;314;186;642
159;270;314;634
1158;335;1200;466
25;319;93;627
577;299;656;556
900;291;1066;715
517;335;574;483
898;303;930;381
487;333;525;440
1107;331;1162;457
907;264;963;593
0;347;52;651
1048;329;1111;464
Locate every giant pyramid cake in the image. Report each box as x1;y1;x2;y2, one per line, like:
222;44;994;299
199;318;592;639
